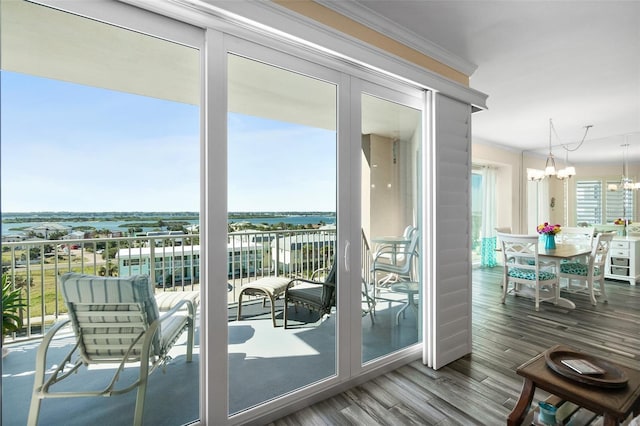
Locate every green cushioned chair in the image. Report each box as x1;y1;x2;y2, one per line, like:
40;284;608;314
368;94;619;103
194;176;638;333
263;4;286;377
497;232;559;311
559;232;615;306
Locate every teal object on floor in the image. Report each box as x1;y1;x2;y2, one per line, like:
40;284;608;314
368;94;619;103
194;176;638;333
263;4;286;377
538;401;558;425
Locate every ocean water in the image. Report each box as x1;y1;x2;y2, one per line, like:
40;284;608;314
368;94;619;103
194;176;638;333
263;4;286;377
1;212;336;236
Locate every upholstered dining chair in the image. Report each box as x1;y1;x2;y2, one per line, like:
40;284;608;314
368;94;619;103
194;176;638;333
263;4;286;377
559;232;615;305
494;226;512;261
28;273;195;426
559;226;595;245
497;233;559;311
494;226;512;234
626;223;640;236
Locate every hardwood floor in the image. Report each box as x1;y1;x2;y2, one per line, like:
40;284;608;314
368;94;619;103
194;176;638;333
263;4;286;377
270;268;640;425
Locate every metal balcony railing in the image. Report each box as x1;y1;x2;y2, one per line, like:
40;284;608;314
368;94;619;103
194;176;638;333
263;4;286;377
1;228;336;342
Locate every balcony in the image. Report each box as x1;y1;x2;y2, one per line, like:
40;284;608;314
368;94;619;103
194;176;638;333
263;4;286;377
2;230;339;336
2;230;419;424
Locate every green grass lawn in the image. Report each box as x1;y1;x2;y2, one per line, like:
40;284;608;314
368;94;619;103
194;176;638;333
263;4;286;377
9;264;105;326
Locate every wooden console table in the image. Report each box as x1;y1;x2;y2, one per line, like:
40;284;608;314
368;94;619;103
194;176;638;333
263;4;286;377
508;345;640;426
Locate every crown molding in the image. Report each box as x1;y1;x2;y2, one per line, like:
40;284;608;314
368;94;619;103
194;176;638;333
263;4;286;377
315;0;478;77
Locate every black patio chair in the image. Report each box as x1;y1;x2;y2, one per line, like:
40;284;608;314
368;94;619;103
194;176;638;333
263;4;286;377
283;261;336;328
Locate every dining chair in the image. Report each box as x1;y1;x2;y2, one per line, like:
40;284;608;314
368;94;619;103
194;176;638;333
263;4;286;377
494;226;512;261
559;226;595;264
626;223;640;236
559;226;595;245
559;232;615;305
497;233;559;311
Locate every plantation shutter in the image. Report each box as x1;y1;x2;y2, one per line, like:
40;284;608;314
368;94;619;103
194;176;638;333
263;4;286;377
576;180;601;224
427;93;472;369
605;182;631;223
576;179;634;224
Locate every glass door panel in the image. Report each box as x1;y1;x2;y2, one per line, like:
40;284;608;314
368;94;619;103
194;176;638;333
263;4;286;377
227;54;337;415
1;2;200;425
361;92;422;363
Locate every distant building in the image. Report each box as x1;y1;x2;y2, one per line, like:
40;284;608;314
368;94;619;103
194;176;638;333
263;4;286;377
117;241;264;285
62;230;86;240
271;231;336;273
24;222;72;238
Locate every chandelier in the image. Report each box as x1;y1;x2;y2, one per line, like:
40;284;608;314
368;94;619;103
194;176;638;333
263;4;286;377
527;119;592;181
608;142;639;191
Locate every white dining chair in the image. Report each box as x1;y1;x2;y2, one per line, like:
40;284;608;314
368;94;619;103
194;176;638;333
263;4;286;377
559;232;615;305
626;224;640;236
559;226;595;246
497;233;559;311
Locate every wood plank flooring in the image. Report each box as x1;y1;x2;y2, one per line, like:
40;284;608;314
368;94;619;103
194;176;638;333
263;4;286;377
270;268;640;425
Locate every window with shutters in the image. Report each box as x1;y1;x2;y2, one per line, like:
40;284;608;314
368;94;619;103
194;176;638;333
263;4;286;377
576;179;634;224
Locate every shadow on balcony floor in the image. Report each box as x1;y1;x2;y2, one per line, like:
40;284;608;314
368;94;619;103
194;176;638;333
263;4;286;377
2;298;419;425
227;297;420;415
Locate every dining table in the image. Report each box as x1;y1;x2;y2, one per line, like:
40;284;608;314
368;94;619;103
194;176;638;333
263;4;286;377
538;243;592;310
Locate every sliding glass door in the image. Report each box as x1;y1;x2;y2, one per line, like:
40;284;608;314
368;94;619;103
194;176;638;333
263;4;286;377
360;85;423;363
3;3;433;421
226;52;338;415
223;46;426;415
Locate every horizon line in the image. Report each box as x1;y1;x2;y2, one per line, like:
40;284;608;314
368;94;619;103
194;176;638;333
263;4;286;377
2;210;337;215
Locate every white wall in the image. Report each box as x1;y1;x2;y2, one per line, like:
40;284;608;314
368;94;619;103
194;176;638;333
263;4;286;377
471;142;521;232
473;141;640;230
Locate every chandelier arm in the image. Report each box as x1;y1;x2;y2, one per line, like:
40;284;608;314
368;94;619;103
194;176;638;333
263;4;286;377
560;124;593;152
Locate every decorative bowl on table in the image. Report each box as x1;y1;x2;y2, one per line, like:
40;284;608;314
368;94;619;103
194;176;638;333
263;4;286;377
544;347;628;389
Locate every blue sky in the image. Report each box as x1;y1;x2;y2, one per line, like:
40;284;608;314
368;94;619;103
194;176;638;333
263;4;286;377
1;72;336;213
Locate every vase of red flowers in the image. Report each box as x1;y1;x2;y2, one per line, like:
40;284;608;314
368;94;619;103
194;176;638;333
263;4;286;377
537;222;561;250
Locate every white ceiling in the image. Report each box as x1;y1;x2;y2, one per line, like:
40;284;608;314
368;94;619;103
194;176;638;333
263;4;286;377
345;0;640;164
6;1;638;164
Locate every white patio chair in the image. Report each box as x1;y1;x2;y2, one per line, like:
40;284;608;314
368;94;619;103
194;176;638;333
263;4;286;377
370;229;419;320
371;227;419;287
28;273;196;426
559;232;615;305
372;225;415;265
497;233;559;311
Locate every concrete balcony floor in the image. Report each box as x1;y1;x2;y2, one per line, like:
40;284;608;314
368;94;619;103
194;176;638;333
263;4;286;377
2;295;419;425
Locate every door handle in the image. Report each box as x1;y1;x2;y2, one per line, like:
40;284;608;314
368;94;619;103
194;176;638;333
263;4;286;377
344;240;350;272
